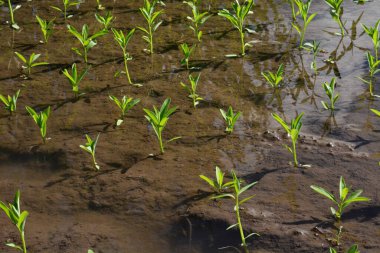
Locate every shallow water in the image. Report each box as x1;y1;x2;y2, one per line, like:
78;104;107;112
0;0;380;252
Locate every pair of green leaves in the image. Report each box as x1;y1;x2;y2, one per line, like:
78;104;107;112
179;43;196;69
0;89;20;113
25;106;51;143
80;134;100;170
14;52;48;76
220;106;241;134
63;63;88;96
199;166;233;193
321;77;340;111
261;64;284;88
180;73;203;108
36;16;55;43
109;95;140;126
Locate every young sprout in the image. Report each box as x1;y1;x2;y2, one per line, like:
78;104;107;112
0;89;20;114
362;19;380;60
261;64;284;88
95;11;114;30
311;176;370;220
321;78;340;111
111;28;137;85
180;73;203;108
143;98;179;154
330;245;360;253
292;0;317;47
220;106;241;134
358;52;380;97
0;190;28;253
67;24;108;63
96;0;104;10
324;0;345;36
7;0;21;30
271;112;304;167
62;63;88;97
179;43;196;69
183;0;212;42
138;0;164;54
109;95;140;126
14;52;49;76
36;16;55;43
218;0;254;56
303;40;321;73
80;134;100;170
51;0;79;20
25;106;51;144
212;170;258;248
199;166;233;193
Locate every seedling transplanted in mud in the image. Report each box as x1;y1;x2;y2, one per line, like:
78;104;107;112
200;166;233;193
218;0;254;56
179;43;196;69
271;112;304;167
311;176;370;221
51;0;79;20
324;0;346;36
143;98;179;154
362;19;380;60
109;95;140;126
62;63;88;97
261;64;284;88
36;16;55;44
95;11;114;30
25;106;51;144
67;24;108;63
0;89;20;114
321;78;340;111
183;0;211;42
292;0;317;47
220;106;241;134
138;0;164;54
80;134;100;170
112;28;140;86
303;40;321;73
180;73;203;108
357;52;380;97
0;190;28;253
330;245;360;253
7;0;21;29
14;52;49;76
212;170;258;248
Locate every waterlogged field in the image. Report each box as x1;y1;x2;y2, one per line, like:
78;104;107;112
0;0;380;252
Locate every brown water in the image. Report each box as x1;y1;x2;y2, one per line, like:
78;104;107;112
0;0;380;252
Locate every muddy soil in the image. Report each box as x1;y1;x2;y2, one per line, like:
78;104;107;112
0;0;379;252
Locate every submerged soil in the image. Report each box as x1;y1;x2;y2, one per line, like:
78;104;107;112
0;0;380;252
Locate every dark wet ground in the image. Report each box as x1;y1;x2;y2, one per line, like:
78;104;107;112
0;0;379;252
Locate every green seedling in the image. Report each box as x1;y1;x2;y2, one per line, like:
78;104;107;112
179;43;196;69
51;0;79;20
67;24;108;63
36;16;55;43
292;0;317;47
0;89;20;114
324;0;345;36
303;40;321;73
261;64;284;88
95;11;114;30
14;52;49;76
321;78;340;111
358;52;380;97
138;0;164;54
362;19;380;60
220;106;241;134
143;98;179;154
96;0;104;10
180;73;203;108
200;166;233;193
183;0;211;42
330;245;360;253
218;0;254;56
272;112;304;167
109;95;140;126
25;106;51;144
7;0;21;29
212;171;258;247
311;176;370;220
0;190;28;253
112;28;137;85
80;134;100;170
62;63;87;97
